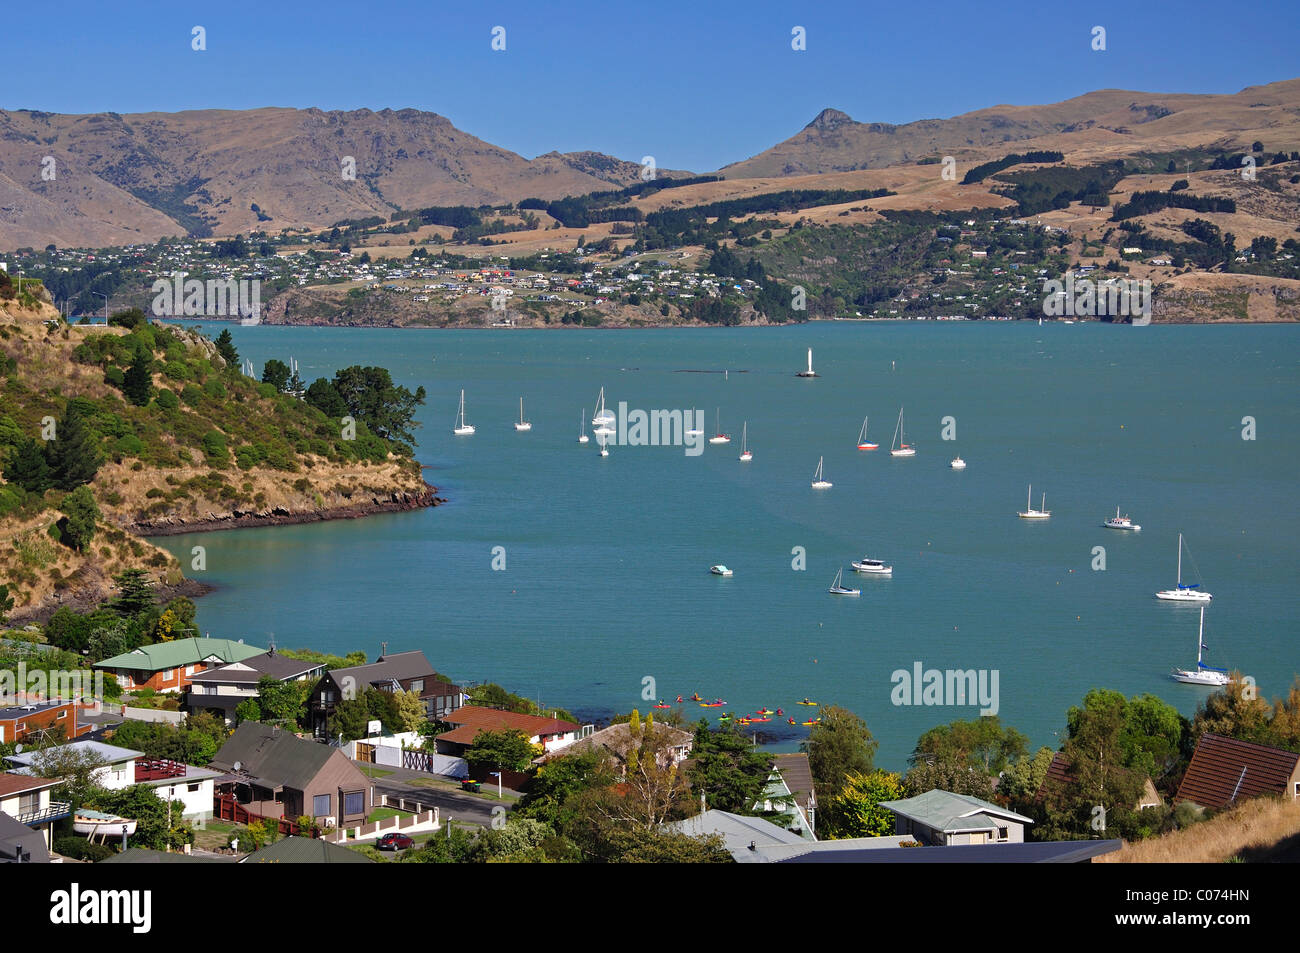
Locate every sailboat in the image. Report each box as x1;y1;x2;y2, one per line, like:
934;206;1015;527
708;409;730;444
597;430;610;457
828;567;860;596
453;389;475;435
856;417;878;451
889;407;915;457
592;387;615;433
514;398;532;432
1155;533;1212;602
1017;484;1050;519
796;347;818;377
739;422;752;462
578;409;589;443
811;456;832;489
1170;606;1230;686
686;409;703;437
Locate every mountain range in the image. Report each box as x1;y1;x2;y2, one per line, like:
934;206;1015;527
0;78;1297;250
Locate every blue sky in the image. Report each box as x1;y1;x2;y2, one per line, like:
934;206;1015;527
2;0;1296;171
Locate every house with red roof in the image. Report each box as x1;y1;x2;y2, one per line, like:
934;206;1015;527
432;705;587;759
1176;733;1300;810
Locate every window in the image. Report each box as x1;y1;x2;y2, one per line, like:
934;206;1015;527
188;783;201;793
410;679;424;693
15;722;25;733
18;792;40;814
997;826;1009;841
57;710;66;719
313;794;331;817
343;791;364;816
161;669;173;682
185;665;196;676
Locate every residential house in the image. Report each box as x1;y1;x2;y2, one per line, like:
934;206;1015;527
1176;733;1300;810
308;650;464;738
187;649;327;724
0;810;50;863
0;700;90;746
753;752;817;839
0;772;69;852
210;722;373;826
5;740;141;791
134;759;221;822
534;720;690;773
239;835;374;864
95;638;266;693
666;808;811;863
878;789;1033;845
434;705;585;759
1037;750;1164;811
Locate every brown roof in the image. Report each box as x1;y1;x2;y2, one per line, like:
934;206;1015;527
0;772;60;797
439;706;579;747
1176;733;1300;810
774;753;816;812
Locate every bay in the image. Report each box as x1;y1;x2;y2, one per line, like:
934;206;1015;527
156;321;1300;769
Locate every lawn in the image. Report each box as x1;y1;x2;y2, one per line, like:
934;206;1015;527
358;766;393;779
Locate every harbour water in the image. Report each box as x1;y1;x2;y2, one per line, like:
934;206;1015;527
157;321;1300;769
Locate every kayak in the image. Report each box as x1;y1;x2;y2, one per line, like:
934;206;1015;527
797;699;819;706
653;702;672;709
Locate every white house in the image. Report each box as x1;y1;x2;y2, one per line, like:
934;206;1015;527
878;789;1033;846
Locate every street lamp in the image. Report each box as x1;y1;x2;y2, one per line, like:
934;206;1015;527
489;770;502;799
93;292;108;324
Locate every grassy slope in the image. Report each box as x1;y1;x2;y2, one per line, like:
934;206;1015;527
1096;797;1300;863
0;296;428;618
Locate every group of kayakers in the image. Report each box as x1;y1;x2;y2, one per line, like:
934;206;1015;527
648;695;823;726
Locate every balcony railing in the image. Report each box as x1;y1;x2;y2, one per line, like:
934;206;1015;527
14;800;72;826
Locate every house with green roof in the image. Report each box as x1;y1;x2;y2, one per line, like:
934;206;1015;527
94;638;265;694
878;789;1033;846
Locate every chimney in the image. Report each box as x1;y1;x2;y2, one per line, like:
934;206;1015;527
379;641;388;661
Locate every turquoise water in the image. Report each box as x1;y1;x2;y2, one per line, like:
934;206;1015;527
156;322;1300;770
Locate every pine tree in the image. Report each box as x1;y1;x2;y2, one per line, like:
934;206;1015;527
109;568;156;619
122;348;154;406
57;485;100;551
46;403;103;491
4;437;53;493
214;329;239;368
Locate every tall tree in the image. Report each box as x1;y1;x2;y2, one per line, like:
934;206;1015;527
330;365;426;447
214;328;239;368
122;348;154;406
826;770;904;838
46;402;102;490
802;705;877;802
4;437;52;493
57;485;100;551
261;359;291;392
109;568;157;618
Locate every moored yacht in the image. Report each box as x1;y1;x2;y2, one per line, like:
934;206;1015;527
1156;533;1212;602
851;556;892;576
1103;506;1139;531
1017;484;1050;519
1170;606;1230;686
828;567;860;596
708;409;730;444
453;389;475;435
950;456;966;470
811;456;832;489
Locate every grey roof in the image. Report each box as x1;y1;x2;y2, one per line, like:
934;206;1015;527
777;839;1123;864
5;739;142;771
664;809;807;863
190;652;324;686
102;848;231;864
210;722;349;790
878;789;1033;833
0;700;74;720
0;810;50;863
240;836;374;864
328;650;437;687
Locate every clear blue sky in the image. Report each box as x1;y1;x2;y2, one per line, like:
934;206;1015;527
3;0;1296;171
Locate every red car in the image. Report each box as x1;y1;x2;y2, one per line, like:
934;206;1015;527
376;833;415;851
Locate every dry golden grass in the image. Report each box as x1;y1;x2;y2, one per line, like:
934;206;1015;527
1097;797;1300;863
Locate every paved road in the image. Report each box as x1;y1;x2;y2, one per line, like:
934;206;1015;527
370;775;513;829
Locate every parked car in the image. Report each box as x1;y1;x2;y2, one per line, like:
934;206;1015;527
376;833;414;851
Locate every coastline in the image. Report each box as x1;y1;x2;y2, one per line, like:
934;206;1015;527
129;484;444;537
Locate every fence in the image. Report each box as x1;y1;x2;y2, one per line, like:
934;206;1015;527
135;758;188;782
121;705;186;725
320;795;440;844
213;794;320;838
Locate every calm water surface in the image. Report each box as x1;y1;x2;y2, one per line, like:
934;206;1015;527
157;322;1300;769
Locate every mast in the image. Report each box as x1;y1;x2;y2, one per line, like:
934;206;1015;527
1177;533;1183;586
1197;606;1205;666
892;408;903;450
1027;484;1032;512
807;348;813;375
859;416;868;443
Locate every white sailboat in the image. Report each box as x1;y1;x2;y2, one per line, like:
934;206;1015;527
686;409;703;437
453;389;475;435
514;398;532;432
708;409;730;444
1170;606;1230;686
889;407;915;457
857;416;878;451
1156;533;1212;602
1017;484;1050;519
739;422;752;462
597;430;610;457
592;387;615;432
578;409;589;443
811;456;832;489
796;347;818;377
828;567;860;596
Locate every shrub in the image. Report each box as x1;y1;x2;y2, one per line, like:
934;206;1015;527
54;836;116;862
154;390;180;412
